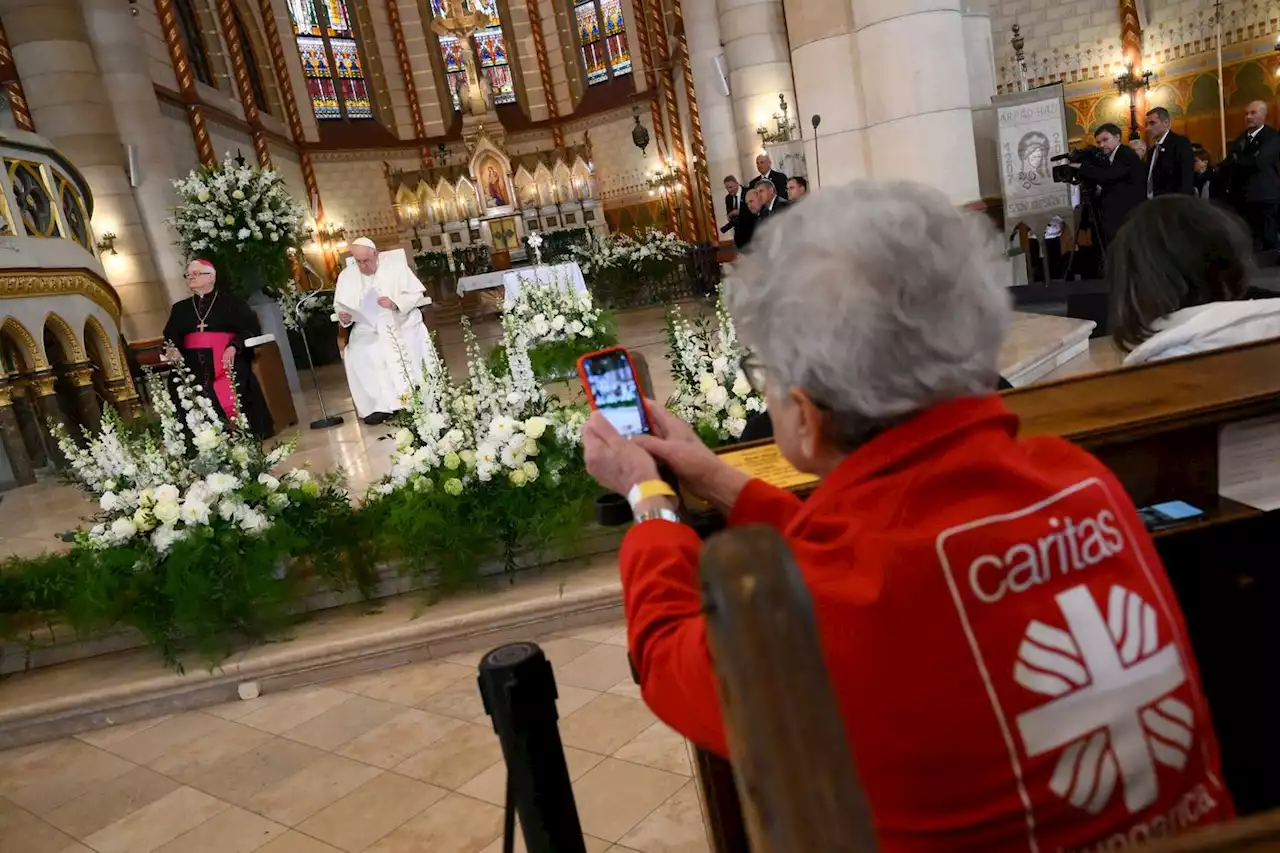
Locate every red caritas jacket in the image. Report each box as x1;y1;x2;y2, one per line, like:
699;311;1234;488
620;395;1232;852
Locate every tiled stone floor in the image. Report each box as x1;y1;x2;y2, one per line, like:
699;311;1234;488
0;619;711;853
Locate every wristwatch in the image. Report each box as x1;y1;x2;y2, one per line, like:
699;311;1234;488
634;507;681;525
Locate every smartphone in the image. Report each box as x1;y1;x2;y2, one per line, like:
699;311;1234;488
1137;500;1204;531
578;347;651;437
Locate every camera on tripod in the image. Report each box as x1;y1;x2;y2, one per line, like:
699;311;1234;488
1051;146;1106;185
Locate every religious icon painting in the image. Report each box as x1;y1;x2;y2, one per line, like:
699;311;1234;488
7;160;60;239
55;172;90;249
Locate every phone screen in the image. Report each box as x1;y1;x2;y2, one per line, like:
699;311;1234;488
582;350;650;436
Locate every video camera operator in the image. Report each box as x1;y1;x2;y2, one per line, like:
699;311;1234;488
1065;123;1147;251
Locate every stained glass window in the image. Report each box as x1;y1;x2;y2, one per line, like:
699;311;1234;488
286;0;373;120
430;0;519;111
474;26;515;105
438;33;467;112
599;0;630;77
575;1;607;86
174;0;215;87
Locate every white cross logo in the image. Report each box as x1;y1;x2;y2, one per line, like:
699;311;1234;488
1014;585;1193;815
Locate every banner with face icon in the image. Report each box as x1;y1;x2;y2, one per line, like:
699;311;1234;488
996;84;1074;240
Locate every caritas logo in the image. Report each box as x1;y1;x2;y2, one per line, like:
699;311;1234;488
936;479;1209;838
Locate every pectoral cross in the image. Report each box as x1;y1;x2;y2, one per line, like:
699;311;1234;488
197;319;207;331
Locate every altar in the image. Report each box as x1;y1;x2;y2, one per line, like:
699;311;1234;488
457;260;588;308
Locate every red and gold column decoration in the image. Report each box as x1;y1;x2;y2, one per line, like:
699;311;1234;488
155;0;217;166
631;0;675;235
0;18;33;132
255;0;323;218
213;0;272;167
385;0;432;167
643;0;696;242
524;0;562;147
1118;0;1143;71
670;0;713;244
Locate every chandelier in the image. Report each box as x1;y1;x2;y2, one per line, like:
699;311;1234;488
756;93;799;145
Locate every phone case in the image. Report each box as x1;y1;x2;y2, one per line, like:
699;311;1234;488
576;346;652;432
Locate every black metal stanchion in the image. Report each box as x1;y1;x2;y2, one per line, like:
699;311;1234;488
478;643;587;853
295;291;343;430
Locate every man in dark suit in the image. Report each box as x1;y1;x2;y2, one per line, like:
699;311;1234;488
1221;99;1280;249
1144;106;1195;198
1074;122;1147;251
755;180;789;220
734;187;760;250
719;175;747;240
1193;147;1230;203
747;153;789;200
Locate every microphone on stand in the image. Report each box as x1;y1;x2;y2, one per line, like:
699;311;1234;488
811;115;823;189
296;290;344;430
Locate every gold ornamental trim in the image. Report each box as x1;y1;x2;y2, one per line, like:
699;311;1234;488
0;382;12;406
27;372;56;397
0;268;123;328
0;315;48;371
67;363;95;388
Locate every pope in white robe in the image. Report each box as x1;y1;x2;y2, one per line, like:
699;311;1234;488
335;238;435;425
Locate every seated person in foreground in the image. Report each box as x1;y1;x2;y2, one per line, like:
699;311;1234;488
581;181;1232;851
1109;195;1280;365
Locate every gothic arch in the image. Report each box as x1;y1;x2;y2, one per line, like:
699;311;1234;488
42;312;86;363
0;316;47;371
231;0;283;118
84;315;124;380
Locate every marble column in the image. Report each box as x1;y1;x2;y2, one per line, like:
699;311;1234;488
66;362;102;435
80;0;188;305
850;0;979;203
0;0;172;340
10;381;47;469
717;0;796;178
784;0;867;188
0;382;36;486
962;0;1000;201
683;0;739;235
27;371;69;467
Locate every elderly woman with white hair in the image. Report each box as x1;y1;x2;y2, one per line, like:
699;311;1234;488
581;181;1231;851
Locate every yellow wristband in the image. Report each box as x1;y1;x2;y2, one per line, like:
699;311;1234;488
627;480;676;510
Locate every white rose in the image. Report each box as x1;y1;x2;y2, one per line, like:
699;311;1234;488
238;509;270;534
100;491;121;512
133;507;156;533
110;517;138;542
568;320;585;336
706;386;729;409
523;416;549;439
232;189;245;200
153;500;181;524
698;374;718;396
258;473;280;492
206;472;239;495
193;428;221;452
395;428;415;450
103;479;118;492
267;492;290;510
732;371;753;398
231;446;251;465
727;403;747;421
521;461;539;482
180;498;210;526
217;498;243;521
551;315;566;331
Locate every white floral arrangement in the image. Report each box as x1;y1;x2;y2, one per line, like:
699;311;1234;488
53;359;319;556
374;318;585;499
504;277;609;351
277;279;329;332
569;228;689;277
169;154;306;297
665;302;765;444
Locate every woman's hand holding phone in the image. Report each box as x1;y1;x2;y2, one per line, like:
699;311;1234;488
633;408;749;515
